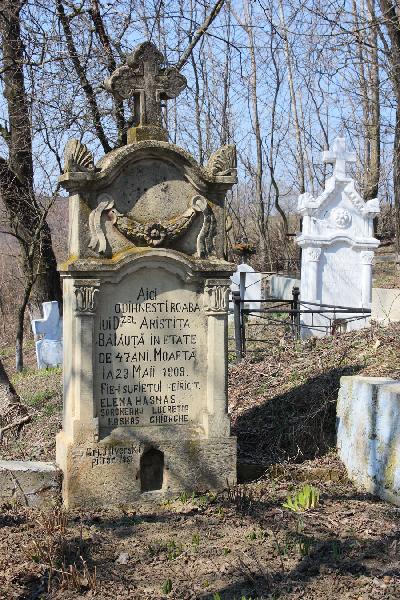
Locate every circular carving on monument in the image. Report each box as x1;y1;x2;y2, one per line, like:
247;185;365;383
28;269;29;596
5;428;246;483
331;207;352;229
146;223;167;246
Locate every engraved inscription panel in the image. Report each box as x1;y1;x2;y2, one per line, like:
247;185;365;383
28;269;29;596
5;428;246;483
110;160;195;221
94;269;207;429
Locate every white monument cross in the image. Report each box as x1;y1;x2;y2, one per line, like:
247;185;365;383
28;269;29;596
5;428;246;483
323;137;356;179
31;301;63;369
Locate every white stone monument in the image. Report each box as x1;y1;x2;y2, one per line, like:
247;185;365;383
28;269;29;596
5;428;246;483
31;301;63;369
230;263;262;314
296;137;380;335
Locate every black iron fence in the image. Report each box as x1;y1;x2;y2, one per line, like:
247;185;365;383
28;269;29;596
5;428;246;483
230;286;371;362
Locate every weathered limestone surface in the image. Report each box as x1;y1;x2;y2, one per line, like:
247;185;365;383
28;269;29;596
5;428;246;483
0;461;61;507
296;138;380;336
337;376;400;506
56;42;237;509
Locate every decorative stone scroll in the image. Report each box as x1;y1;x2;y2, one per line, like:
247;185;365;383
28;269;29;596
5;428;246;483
207;145;237;177
204;280;230;314
74;281;100;314
64;139;95;173
361;251;374;265
306;247;322;262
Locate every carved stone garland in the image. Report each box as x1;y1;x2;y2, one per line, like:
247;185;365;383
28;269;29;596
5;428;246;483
88;194;216;258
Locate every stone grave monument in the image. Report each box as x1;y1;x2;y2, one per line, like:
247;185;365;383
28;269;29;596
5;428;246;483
230;263;262;314
296;137;380;335
56;42;237;508
31;301;63;369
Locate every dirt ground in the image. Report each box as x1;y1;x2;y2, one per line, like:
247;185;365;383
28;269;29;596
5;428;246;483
1;323;400;599
1;457;400;600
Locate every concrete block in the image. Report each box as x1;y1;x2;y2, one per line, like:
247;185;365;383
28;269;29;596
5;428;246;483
372;288;400;324
0;460;61;507
337;376;400;505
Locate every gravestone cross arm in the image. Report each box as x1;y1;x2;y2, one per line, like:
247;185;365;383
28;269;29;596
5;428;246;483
104;41;187;128
323;137;356;179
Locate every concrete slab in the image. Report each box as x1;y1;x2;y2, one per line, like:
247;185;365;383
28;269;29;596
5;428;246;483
0;460;61;507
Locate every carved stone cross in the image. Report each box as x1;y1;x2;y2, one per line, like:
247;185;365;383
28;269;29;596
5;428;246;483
323;137;356;179
104;41;187;128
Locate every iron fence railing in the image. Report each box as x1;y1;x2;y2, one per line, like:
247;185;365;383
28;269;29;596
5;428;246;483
230;286;371;362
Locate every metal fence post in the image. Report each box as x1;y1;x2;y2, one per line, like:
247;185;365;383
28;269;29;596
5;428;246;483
292;286;300;340
232;290;243;362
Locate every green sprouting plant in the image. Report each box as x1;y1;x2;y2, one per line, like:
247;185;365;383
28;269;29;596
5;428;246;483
274;539;290;557
43;403;58;417
296;517;305;533
298;537;313;557
225;483;254;513
177;490;195;503
196;495;209;507
216;506;225;517
283;484;320;512
223;547;231;556
166;540;183;560
192;533;200;550
213;594;222;600
207;492;218;504
162;578;173;594
246;528;265;541
331;540;343;560
36;366;62;378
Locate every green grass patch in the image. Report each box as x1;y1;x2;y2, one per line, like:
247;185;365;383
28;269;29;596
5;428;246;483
24;389;56;407
12;365;62;385
42;403;59;417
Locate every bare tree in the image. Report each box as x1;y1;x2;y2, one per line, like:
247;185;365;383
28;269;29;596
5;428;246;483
0;357;30;442
0;1;62;368
378;0;400;252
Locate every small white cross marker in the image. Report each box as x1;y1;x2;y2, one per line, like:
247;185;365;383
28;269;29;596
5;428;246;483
323;137;356;179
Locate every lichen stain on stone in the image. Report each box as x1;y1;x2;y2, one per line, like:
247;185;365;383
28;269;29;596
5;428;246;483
186;440;201;457
382;441;397;489
59;254;79;270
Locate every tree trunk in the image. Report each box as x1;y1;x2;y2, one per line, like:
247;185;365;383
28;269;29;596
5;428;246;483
0;359;30;443
234;0;268;267
0;1;61;372
378;0;400;251
89;0;127;146
279;0;305;194
0;1;62;317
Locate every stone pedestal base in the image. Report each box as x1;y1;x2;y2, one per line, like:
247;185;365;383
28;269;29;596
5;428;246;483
57;431;236;509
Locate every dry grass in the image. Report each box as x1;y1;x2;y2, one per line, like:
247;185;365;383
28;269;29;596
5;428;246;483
26;504;98;594
229;321;400;465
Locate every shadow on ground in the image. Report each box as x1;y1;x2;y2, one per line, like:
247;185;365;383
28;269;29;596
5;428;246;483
233;364;362;467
